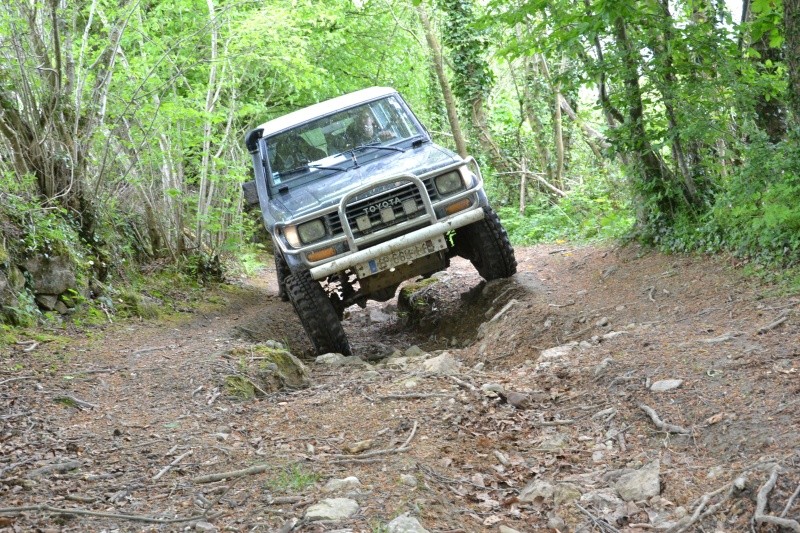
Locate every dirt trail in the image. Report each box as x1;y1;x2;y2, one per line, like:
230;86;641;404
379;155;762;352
1;244;798;532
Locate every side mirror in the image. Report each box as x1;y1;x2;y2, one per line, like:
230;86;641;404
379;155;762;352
242;180;259;208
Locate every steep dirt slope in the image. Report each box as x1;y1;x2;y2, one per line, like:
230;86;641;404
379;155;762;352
0;244;798;532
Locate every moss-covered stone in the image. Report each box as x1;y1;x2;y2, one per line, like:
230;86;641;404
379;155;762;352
228;344;309;395
118;291;161;319
397;277;440;325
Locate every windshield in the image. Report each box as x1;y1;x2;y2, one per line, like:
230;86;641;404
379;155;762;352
264;95;424;187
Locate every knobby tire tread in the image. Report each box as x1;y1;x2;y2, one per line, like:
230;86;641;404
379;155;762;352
274;252;291;301
285;271;351;356
461;206;517;281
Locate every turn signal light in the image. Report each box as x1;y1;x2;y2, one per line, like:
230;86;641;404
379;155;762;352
445;198;471;215
307;247;337;262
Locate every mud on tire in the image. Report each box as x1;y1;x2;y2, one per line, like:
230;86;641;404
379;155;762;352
456;206;517;281
274;252;291;301
285;270;352;356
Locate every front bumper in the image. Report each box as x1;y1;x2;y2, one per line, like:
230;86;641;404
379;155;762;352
308;207;484;280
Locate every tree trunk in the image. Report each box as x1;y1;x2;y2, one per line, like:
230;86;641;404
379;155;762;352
652;0;698;204
417;5;468;158
612;15;674;224
518;47;553;182
784;0;800;128
197;0;220;252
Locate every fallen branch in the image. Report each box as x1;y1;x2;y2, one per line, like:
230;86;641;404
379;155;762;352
52;394;98;410
448;376;477;392
0;411;32;421
330;421;418;464
133;346;168;355
0;376;36;386
193;463;270;484
207;389;222;406
755;465;800;532
639;404;690;435
645;286;656;302
666;481;736;533
17;341;39;352
26;460;81;478
152;450;193;481
548;301;575;308
574;502;620;533
377;393;452;400
757;312;790;335
532;414;575;426
782;481;800;518
0;504;211;524
699;332;743;344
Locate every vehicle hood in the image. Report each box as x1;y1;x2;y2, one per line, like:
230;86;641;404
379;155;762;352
267;143;461;222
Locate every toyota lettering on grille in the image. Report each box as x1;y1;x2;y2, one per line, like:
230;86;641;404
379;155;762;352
362;197;401;216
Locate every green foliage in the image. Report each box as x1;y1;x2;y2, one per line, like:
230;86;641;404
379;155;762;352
265;463;320;493
437;0;495;103
224;375;257;400
654;133;800;267
2;291;41;327
497;171;634;245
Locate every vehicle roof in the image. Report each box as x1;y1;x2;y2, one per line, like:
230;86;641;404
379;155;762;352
256;87;398;137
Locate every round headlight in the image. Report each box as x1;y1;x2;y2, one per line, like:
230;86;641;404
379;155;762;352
298;219;326;244
435;171;464;195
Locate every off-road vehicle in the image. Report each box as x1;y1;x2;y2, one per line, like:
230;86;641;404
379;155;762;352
244;87;516;355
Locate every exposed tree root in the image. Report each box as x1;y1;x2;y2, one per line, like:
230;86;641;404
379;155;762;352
193;464;270;484
755;465;800;532
0;504;213;524
639;404;690;434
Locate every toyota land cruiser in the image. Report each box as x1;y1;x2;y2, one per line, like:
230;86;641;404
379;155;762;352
244;87;516;355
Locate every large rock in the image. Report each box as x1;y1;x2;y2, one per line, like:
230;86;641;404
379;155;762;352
304;498;359;521
316;353;370;368
518;479;554;503
649;379;683;392
421;353;461;375
554;483;582;506
322;476;362;493
22;255;76;296
35;294;59;311
387;513;429;533
540;343;578;360
229;345;309;393
616;460;661;502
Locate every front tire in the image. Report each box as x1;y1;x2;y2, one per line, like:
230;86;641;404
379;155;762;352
274;252;291;302
285;271;352;356
456;206;517;281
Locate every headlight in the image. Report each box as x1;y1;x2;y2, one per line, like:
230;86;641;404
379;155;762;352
283;219;326;248
435;171;465;195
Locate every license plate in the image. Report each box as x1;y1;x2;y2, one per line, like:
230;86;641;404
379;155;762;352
355;235;447;278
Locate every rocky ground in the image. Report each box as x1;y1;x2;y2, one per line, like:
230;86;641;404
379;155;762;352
0;243;798;533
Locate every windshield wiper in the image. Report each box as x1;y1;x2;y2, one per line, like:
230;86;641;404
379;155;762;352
280;162;346;177
309;163;348;171
350;142;405;154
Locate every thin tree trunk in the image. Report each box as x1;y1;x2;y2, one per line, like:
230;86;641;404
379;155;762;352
197;0;219;251
612;15;674;223
653;0;698;203
519;155;527;215
784;0;800;128
520;54;553;182
417;5;467;158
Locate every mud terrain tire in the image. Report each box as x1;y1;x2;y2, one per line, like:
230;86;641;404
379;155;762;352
285;271;352;355
274;252;291;301
457;206;517;281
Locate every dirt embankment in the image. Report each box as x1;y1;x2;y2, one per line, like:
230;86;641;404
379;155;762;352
0;244;798;532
